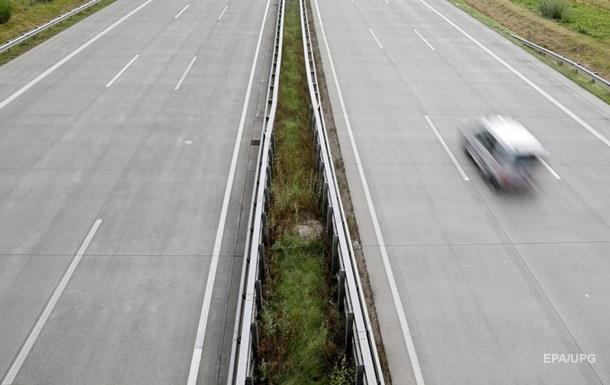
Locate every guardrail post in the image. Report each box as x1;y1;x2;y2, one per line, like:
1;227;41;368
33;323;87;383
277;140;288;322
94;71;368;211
315;162;324;198
255;280;263;311
309;105;315;129
261;215;268;246
356;365;365;385
344;312;354;357
268;142;275;164
336;270;346;311
258;244;265;280
321;182;329;211
251;322;259;356
330;234;339;273
264;187;270;215
326;207;334;238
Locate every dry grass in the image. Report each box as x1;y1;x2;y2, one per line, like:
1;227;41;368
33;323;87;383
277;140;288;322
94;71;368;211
0;0;116;65
459;0;610;78
1;0;94;43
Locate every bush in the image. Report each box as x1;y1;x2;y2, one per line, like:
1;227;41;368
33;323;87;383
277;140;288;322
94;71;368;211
329;357;354;385
539;0;570;20
0;0;12;24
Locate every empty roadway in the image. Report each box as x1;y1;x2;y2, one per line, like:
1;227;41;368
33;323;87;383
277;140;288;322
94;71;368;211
0;0;275;384
312;0;610;384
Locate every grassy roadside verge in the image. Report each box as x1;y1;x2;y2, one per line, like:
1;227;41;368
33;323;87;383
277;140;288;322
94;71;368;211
451;0;610;104
0;0;116;66
257;0;350;383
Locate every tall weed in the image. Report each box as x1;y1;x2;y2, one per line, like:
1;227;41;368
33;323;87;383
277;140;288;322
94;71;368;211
539;0;569;20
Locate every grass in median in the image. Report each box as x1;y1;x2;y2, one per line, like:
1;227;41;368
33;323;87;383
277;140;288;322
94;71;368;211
257;0;350;383
0;0;116;66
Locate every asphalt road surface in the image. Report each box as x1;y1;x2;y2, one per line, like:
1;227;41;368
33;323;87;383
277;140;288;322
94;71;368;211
0;0;275;384
311;0;610;384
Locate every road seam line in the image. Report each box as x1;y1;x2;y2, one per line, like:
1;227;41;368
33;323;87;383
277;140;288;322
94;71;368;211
0;0;154;111
1;219;102;385
174;56;198;91
217;5;228;21
414;29;435;50
185;1;271;384
368;27;383;49
105;54;139;88
425;115;469;181
314;1;426;384
174;4;190;19
417;0;610;147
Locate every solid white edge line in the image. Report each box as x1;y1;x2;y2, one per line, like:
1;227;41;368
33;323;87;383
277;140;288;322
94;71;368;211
425;115;470;181
417;0;610;148
0;0;154;111
174;3;190;19
413;28;435;50
313;1;426;384
105;54;139;88
368;27;383;49
217;5;228;21
538;157;561;180
185;1;271;385
1;219;102;385
174;56;198;91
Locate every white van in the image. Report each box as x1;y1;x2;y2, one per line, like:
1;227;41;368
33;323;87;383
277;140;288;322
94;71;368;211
461;116;548;189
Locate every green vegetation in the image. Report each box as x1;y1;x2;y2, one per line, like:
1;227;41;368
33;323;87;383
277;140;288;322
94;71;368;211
2;0;90;42
508;0;610;38
0;0;12;24
452;0;610;102
522;43;610;104
258;0;349;383
538;0;570;20
0;0;115;66
260;236;346;385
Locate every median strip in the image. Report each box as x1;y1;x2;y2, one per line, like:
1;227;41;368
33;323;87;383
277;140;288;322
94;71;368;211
256;0;350;383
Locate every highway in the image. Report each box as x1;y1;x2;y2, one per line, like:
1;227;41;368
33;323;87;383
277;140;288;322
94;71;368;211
0;0;275;384
311;0;610;384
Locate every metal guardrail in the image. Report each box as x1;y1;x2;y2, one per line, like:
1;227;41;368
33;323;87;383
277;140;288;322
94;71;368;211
228;0;385;382
0;0;103;54
299;0;385;384
511;34;610;91
227;0;285;382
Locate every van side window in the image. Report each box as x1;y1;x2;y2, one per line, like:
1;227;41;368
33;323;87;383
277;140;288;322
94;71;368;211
475;131;497;153
491;143;511;162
